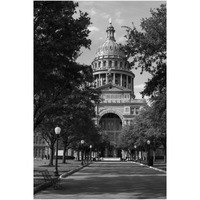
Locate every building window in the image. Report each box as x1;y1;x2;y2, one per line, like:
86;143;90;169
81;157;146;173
124;107;130;113
120;62;123;68
98;62;101;68
115;61;118;67
109;60;112;67
103;61;106;66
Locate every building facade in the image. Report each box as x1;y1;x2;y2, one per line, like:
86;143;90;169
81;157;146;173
34;132;49;159
91;21;144;158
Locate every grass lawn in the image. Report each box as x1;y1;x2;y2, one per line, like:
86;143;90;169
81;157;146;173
34;158;82;187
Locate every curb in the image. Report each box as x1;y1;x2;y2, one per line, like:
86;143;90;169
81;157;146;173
132;161;166;173
60;163;89;179
34;162;92;195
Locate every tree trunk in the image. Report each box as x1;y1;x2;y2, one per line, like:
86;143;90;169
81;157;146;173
153;150;156;162
62;144;67;164
163;143;166;163
49;146;54;166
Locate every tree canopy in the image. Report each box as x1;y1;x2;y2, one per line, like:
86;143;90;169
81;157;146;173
34;1;98;129
123;4;166;97
120;4;166;160
34;1;101;165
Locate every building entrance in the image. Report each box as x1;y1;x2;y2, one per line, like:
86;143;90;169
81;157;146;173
99;113;122;158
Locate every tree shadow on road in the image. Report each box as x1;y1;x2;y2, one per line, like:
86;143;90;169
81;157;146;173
35;173;166;199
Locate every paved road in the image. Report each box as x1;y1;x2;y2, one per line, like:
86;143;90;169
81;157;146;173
35;161;166;199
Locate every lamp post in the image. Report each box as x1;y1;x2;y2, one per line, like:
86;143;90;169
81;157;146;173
54;127;61;176
81;140;85;165
90;145;92;161
147;140;151;166
134;145;137;161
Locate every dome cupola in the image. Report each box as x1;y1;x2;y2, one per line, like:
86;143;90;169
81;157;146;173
95;19;125;59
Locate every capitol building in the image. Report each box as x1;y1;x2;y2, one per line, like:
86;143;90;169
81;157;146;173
34;21;145;160
91;21;144;158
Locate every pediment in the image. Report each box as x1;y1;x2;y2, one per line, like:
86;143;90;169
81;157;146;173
98;83;131;92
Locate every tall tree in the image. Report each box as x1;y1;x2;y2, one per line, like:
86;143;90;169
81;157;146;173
34;1;101;164
123;4;166;97
34;1;93;129
121;4;166;162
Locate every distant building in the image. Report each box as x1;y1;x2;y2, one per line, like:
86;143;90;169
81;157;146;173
91;21;144;158
34;132;49;159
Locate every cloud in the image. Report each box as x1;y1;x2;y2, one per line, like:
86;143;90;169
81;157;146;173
134;84;145;99
116;35;126;44
134;91;142;99
115;18;124;25
115;11;121;18
134;84;145;90
100;12;110;19
88;26;99;33
89;8;96;16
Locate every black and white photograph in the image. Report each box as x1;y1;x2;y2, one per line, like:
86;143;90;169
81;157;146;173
3;0;200;200
33;1;166;199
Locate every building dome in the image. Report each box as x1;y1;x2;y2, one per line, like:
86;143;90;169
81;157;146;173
95;21;125;59
95;39;125;58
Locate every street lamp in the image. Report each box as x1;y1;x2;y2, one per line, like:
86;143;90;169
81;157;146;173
147;140;151;166
134;145;137;161
81;140;85;165
90;145;92;161
54;127;61;176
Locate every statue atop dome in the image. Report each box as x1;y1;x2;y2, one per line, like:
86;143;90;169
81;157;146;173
109;18;112;24
106;19;115;41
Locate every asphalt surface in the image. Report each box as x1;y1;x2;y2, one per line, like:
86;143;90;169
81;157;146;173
34;161;166;199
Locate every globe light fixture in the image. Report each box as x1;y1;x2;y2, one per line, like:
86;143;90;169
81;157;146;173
81;140;85;165
90;145;92;161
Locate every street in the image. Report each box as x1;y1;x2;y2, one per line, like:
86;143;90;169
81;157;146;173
35;161;166;199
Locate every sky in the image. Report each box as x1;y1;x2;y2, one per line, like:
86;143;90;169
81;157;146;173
75;0;165;99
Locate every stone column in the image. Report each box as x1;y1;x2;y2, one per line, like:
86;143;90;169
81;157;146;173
113;73;115;84
98;74;100;87
126;75;128;88
112;60;115;68
106;73;108;84
120;74;122;87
